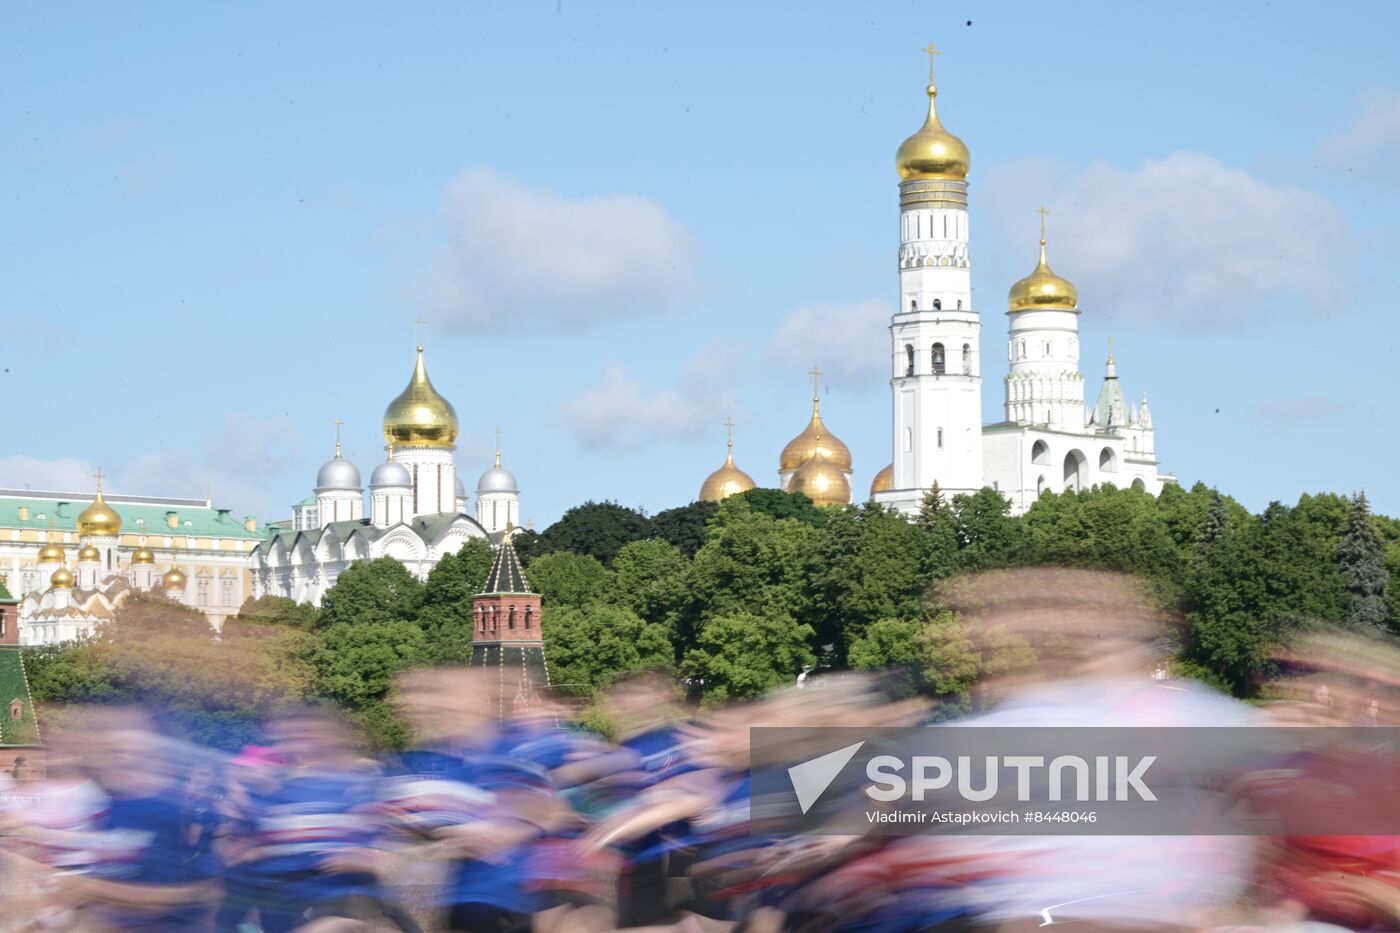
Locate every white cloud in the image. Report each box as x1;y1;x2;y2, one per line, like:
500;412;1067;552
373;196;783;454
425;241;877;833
421;167;699;332
562;341;743;453
0;413;302;521
984;152;1350;327
1318;89;1400;178
1253;395;1341;425
0;456;101;493
766;298;891;384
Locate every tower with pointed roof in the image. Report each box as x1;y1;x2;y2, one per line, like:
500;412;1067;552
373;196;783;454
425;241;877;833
469;534;549;720
876;44;984;514
0;578;42;779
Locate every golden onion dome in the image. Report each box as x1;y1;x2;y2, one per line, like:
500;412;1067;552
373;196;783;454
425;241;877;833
780;397;853;474
896;83;970;182
870;463;894;498
131;547;156;565
77;545;101;562
50;567;75;589
38;542;65;563
699;444;756;503
790;453;852;508
77;490;122;537
162;566;187;590
383;346;459;449
1008;237;1078;312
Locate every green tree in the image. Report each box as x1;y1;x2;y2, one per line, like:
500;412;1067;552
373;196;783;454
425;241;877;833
235;595;321;630
680;498;817;650
734;487;827;526
526;551;613;607
808;503;928;655
317;558;425;629
916;482;960;579
543;604;674;696
612;538;690;628
951;487;1023;569
1336;492;1389;629
1193;490;1230;555
535;501;650;565
25;592;316;751
418;539;495;662
848;618;922;698
648;501;718;557
311;619;426;710
682;611;815;703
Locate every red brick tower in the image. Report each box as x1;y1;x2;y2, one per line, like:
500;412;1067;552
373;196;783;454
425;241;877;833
468;534;548;719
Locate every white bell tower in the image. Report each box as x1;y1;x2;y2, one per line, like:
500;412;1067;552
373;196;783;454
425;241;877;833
876;45;983;514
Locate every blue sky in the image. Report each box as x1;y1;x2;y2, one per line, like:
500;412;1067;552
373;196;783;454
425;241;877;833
3;2;1397;525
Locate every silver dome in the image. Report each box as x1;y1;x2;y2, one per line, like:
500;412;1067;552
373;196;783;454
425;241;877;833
476;464;519;494
370;459;412;489
455;475;467;498
315;456;362;491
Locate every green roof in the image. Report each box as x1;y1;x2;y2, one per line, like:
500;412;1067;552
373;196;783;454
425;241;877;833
0;491;269;540
0;648;39;746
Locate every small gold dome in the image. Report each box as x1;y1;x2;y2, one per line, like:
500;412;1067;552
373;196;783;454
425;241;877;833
38;542;65;563
132;547;156;565
780;397;853;474
77;490;122;537
870;463;894;498
1008;239;1078;312
50;567;75;589
162;566;187;590
699;447;756;503
790;453;852;508
77;545;101;562
383;346;459;449
896;84;970;182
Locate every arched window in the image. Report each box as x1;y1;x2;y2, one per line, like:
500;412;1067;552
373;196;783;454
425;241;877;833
508;605;516;630
1099;447;1118;473
1031;439;1050;465
524;606;534;630
932;298;942;311
909;298;916;311
10;699;22;722
931;343;946;375
961;343;971;374
1017;340;1027;359
1063;450;1087;493
937;428;944;449
1131;478;1146;491
956;299;963;310
905;344;915;376
1037;475;1047;497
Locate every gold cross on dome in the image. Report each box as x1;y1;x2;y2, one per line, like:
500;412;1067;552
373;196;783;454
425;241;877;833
93;467;105;492
493;427;503;466
724;416;735;448
922;42;940;81
1037;205;1050;242
413;317;427;348
333;419;344;457
809;365;823;398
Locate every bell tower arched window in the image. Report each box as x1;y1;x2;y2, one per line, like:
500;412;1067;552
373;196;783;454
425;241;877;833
904;344;915;376
931;343;946;375
932;298;942;311
961;343;971;375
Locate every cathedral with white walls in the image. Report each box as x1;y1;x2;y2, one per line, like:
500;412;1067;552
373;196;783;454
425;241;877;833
869;52;1172;516
249;342;524;605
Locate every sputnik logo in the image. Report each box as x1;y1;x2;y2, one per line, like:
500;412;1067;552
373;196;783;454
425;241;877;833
787;741;865;814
